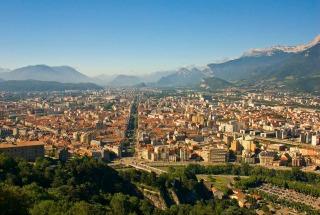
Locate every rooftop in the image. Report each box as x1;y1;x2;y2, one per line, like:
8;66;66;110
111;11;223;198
0;141;45;149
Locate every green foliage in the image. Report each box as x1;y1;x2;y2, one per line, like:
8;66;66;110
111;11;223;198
257;191;320;215
103;102;114;111
0;153;139;215
183;163;320;213
0;153;253;215
184;163;320;185
0;184;30;215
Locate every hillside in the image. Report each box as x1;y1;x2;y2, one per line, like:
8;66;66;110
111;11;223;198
260;43;320;81
0;80;103;92
0;154;253;215
284;77;320;94
207;35;320;92
208;52;294;81
200;77;233;90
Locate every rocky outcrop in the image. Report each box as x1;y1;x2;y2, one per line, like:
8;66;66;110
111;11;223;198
139;187;167;210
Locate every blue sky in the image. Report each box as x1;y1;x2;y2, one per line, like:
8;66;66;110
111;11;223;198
0;0;319;76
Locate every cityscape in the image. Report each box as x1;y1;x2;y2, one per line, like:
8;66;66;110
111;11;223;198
0;1;320;215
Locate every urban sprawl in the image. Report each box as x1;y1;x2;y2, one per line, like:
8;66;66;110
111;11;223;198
1;88;320;213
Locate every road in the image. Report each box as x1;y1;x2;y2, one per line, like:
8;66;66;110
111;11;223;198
110;157;167;175
122;98;138;157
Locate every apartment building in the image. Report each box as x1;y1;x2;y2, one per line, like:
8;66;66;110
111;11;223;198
0;141;45;161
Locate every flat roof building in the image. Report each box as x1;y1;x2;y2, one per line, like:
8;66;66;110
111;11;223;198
0;141;45;162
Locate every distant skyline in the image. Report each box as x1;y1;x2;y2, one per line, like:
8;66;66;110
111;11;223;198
0;0;319;76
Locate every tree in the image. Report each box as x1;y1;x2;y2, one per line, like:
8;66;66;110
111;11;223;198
29;200;60;215
0;184;30;215
110;193;129;215
69;201;105;215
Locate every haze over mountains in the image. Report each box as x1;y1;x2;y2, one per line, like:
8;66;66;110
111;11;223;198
0;65;90;83
0;35;319;91
0;65;102;91
92;70;175;87
0;68;10;73
156;66;213;87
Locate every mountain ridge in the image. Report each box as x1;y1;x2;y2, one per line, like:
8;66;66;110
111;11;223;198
208;35;320;84
153;35;320;89
0;65;92;83
0;35;318;90
243;35;320;57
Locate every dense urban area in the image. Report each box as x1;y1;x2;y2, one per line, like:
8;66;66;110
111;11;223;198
1;0;319;214
0;87;320;215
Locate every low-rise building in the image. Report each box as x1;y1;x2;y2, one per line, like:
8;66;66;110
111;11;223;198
259;151;276;166
0;141;45;161
209;145;229;163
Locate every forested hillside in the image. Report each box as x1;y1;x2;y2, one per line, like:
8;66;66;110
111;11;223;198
0;154;252;215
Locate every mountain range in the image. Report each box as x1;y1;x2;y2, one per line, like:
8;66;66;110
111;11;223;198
0;65;91;83
93;70;174;87
0;35;319;92
208;35;320;83
117;34;320;90
154;34;320;92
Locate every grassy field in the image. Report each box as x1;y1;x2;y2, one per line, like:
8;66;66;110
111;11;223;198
196;174;249;191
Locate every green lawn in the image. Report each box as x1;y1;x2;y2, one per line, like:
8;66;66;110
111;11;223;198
196;174;249;191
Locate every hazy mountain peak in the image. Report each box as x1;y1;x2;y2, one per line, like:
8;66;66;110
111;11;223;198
309;34;320;46
176;65;213;75
53;65;77;70
108;74;142;87
156;65;214;87
0;68;11;73
22;64;52;70
0;65;92;83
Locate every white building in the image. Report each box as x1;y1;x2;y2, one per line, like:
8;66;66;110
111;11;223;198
312;135;320;146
